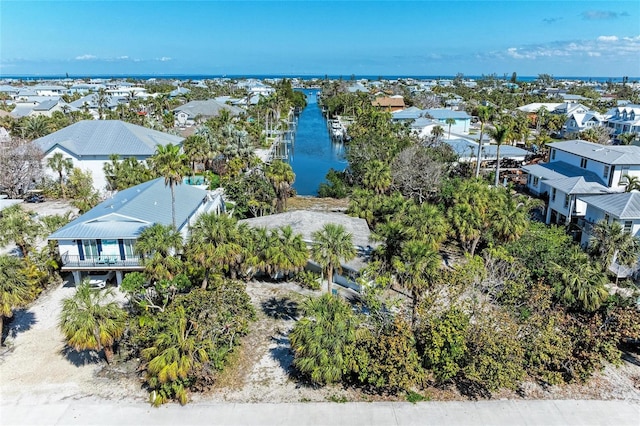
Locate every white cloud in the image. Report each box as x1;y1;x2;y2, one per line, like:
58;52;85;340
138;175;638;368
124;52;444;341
157;57;172;62
117;56;129;60
498;35;640;61
75;54;97;60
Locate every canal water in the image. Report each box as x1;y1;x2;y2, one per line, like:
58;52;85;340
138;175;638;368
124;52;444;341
289;88;348;196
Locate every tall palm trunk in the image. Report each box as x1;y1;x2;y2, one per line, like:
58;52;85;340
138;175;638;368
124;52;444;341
170;182;176;229
475;123;484;177
327;265;334;294
494;143;502;187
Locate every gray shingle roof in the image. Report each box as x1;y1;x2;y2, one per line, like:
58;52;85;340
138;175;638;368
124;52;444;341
34;120;183;157
579;192;640;219
548;140;640;165
49;178;208;240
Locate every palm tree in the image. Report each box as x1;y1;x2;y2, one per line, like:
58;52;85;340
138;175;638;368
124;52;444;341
445;117;456;139
150;143;190;229
618;132;637;146
489;124;512;187
361;160;391;195
394;240;440;325
95;88;111;120
310;223;356;294
588;220;640;283
21;115;51;140
289;293;357;384
186;213;247;288
135;223;184;283
491;192;541;243
265;226;309;278
621;175;640;192
142;305;210;406
0;204;42;258
0;255;32;344
431;125;445;141
182;135;210;175
47;152;73;199
265;160;295;213
59;281;127;363
554;253;608;312
474;106;494;177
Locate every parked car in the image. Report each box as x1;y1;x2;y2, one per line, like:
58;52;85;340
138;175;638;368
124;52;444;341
87;271;115;288
25;193;45;203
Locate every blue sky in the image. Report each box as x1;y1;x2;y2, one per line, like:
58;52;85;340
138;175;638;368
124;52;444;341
1;0;639;77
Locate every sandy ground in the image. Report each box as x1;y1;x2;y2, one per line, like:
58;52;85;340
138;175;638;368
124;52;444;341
1;278;639;406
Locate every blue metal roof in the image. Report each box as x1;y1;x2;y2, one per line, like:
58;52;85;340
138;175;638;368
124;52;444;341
446;139;529;160
49;178;208;240
34;120;184;157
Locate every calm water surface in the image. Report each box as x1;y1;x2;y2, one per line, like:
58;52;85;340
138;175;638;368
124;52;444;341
289;89;347;196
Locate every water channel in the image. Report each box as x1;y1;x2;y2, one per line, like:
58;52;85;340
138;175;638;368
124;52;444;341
289;88;348;196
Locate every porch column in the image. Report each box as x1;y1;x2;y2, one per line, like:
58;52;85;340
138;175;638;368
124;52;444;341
72;271;82;286
115;271;123;286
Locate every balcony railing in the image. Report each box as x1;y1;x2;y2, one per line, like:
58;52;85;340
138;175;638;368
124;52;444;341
61;252;142;269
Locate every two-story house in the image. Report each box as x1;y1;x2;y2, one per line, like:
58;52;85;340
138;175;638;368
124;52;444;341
48;178;225;286
34;120;184;192
522;140;640;226
606;104;640;136
578;192;640;277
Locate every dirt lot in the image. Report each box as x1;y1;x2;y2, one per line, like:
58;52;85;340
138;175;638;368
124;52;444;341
2;277;639;405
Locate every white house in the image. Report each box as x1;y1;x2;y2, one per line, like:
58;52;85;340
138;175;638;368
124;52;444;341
547;140;640;191
606;104;640;136
48;177;225;286
579;192;640;277
521;139;640;225
34;120;184;192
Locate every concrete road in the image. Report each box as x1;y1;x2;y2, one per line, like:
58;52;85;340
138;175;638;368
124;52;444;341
1;400;639;426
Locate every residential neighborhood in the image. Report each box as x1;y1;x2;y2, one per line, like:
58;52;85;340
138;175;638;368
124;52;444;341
1;73;639;418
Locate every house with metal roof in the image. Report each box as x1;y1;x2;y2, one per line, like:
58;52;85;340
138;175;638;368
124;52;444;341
49;177;225;286
605;104;640;136
173;99;244;127
521;139;640;226
578;192;640;277
423;109;471;133
34;120;184;192
447;139;529;163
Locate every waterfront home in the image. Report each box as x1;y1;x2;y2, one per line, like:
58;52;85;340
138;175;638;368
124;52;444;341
173;99;244;127
48;177;225;286
578;192;640;277
446;139;528;163
34;120;184;192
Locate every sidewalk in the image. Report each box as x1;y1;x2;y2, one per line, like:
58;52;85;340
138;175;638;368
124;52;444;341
2;400;639;426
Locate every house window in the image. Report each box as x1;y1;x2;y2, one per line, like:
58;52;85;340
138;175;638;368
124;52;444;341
551;188;557;201
603;165;610;179
580;158;588;168
533;176;539;186
564;194;570;208
624;221;633;234
551;149;556;160
619;166;630;184
82;240;98;258
604;214;610;223
123;240;135;258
